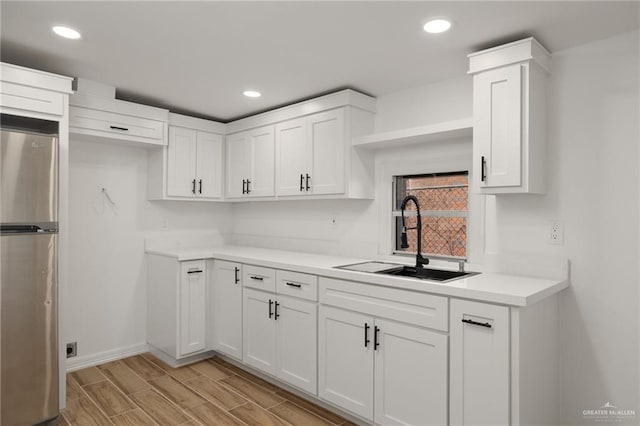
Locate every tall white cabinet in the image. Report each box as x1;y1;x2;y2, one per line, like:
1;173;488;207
468;37;551;194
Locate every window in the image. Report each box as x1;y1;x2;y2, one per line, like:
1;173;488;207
393;171;468;259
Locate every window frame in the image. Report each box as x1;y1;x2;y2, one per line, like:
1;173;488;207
391;171;469;261
375;148;477;263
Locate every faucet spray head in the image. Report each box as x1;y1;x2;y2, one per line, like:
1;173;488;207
400;227;409;249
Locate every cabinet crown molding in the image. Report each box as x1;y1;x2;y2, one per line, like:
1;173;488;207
226;89;376;135
1;62;73;94
169;112;226;134
467;37;552;75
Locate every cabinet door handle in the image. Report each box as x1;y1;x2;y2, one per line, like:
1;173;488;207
285;282;301;288
109;125;129;131
364;323;370;347
274;301;280;320
234;267;240;284
192;179;196;194
305;173;311;191
374;325;380;350
246;179;251;194
187;269;203;274
480;156;486;182
462;318;492;328
199;179;203;194
268;299;273;319
250;276;264;281
300;174;304;191
242;179;246;194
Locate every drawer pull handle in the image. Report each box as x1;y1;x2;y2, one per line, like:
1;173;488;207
305;173;311;191
285;282;301;288
274;301;280;320
480;156;487;182
300;174;304;192
268;299;273;319
110;125;129;131
234;267;240;284
199;179;203;194
192;179;196;194
187;269;203;274
462;318;492;328
374;325;380;350
250;276;264;281
364;323;370;347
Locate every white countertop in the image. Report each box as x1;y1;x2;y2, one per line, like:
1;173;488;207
145;245;568;307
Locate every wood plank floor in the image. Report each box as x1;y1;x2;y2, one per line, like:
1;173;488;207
62;354;353;426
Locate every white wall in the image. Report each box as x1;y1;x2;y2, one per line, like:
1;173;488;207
67;140;232;368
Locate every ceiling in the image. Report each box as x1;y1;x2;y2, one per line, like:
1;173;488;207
1;1;638;122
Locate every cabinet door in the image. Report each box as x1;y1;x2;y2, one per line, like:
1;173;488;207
226;132;250;198
248;126;275;197
167;126;197;197
450;299;510;426
212;261;243;360
374;319;448;426
276;295;317;394
275;118;310;196
318;306;374;421
308;109;345;195
243;288;277;375
179;260;206;356
195;131;223;199
473;64;523;189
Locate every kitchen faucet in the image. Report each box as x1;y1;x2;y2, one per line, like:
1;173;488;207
399;195;429;269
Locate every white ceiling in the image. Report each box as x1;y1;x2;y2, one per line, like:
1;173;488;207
1;1;638;122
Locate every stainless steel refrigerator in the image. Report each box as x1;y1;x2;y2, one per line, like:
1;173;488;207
1;114;59;425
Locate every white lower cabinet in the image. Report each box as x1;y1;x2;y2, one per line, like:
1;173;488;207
243;287;318;394
212;260;243;360
147;255;209;362
450;299;510;426
318;305;448;424
374;318;448;426
179;261;207;355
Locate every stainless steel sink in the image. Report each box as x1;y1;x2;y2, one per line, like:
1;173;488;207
334;261;478;283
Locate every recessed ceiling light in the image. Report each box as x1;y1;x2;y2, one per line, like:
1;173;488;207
423;18;452;34
243;90;262;98
52;25;81;40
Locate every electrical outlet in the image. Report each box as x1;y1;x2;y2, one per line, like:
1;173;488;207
66;342;77;358
549;220;564;245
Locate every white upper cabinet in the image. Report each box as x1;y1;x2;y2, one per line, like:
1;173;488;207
229;89;376;200
148;113;225;201
166;126;223;199
225;125;275;199
276;109;346;197
468;37;551;194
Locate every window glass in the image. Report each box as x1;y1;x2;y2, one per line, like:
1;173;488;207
393;172;468;259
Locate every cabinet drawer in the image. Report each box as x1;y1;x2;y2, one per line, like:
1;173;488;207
319;277;448;332
70;105;165;144
276;270;318;301
0;81;64;115
243;265;276;292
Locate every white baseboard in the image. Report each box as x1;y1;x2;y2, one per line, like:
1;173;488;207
65;342;149;372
